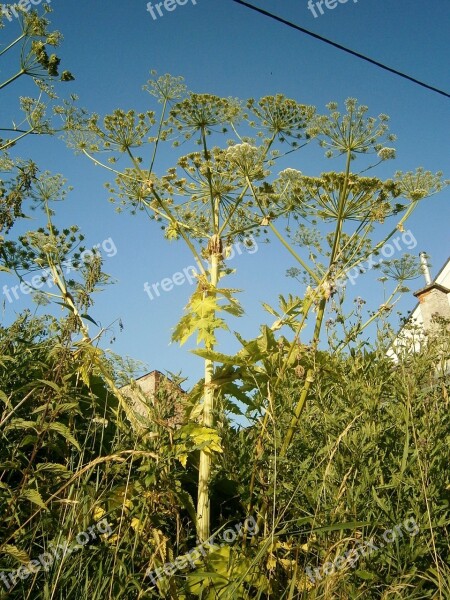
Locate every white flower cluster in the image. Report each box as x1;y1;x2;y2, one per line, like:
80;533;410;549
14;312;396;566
377;147;396;160
223;143;266;180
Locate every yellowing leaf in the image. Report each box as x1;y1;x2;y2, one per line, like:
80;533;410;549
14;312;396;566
2;545;30;564
190;296;217;316
131;518;144;533
93;506;106;521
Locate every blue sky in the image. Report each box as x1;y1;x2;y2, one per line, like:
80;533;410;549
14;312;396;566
2;0;449;386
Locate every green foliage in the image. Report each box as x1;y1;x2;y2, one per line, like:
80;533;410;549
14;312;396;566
2;21;450;596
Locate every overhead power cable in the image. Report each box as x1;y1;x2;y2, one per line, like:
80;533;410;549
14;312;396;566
231;0;450;100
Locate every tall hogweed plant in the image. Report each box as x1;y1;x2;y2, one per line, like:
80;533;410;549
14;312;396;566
62;69;446;565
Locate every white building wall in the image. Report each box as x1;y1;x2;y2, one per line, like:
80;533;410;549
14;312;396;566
387;256;450;360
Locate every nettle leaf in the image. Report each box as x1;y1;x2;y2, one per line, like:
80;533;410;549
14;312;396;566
176;449;188;468
355;569;377;581
19;434;39;447
46;422;81;451
21;488;48;510
79;364;91;387
176;489;197;524
36;379;63;393
51;402;80;414
0;461;21;469
32;402;79;415
35;463;70;476
6;418;39;432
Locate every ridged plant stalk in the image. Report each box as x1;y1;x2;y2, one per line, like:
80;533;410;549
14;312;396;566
197;247;220;542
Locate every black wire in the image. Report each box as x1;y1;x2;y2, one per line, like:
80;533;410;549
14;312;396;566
231;0;450;100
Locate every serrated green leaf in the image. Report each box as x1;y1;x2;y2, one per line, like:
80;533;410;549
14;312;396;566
191;349;246;365
21;488;47;510
172;314;195;346
6;419;38;432
36;379;63;393
35;463;70;474
190;296;217;315
46;422;80;450
19;434;39;447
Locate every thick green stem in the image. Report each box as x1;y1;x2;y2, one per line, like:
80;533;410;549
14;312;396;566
330;150;352;263
196;129;221;542
196;250;220;542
